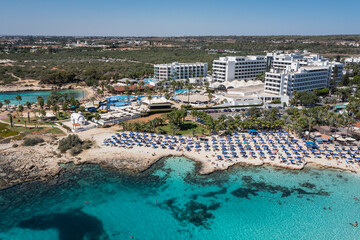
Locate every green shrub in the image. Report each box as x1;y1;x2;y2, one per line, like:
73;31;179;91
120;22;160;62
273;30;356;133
23;137;44;146
157;127;166;134
146;109;173;116
270;99;281;104
58;134;93;155
58;134;82;152
180;104;192;109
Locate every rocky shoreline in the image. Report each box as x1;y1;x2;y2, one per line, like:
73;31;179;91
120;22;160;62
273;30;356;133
1;138;359;191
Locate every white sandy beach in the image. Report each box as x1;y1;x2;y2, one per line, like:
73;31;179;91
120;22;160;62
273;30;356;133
79;129;360;175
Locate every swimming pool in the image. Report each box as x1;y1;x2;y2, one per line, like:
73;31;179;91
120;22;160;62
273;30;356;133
142;78;156;84
107;96;144;102
112;102;129;107
174;89;196;94
174;90;188;94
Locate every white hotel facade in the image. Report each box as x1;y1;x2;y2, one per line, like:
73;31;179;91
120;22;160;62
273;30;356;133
212;56;267;82
264;53;343;96
154;62;208;80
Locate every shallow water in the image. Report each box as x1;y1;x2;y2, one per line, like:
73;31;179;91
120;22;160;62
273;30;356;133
0;157;359;240
0;89;84;105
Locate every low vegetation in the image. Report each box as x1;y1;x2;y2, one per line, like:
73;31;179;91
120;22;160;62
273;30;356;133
22;137;44;146
58;134;93;156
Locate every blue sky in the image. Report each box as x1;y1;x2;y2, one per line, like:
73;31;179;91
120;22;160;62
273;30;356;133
1;0;359;36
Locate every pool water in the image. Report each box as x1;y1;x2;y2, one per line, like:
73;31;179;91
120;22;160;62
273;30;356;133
0;157;359;240
142;78;156;84
107;95;144;101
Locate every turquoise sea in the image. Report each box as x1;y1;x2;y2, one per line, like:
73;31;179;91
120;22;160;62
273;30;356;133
0;89;84;105
0;157;359;240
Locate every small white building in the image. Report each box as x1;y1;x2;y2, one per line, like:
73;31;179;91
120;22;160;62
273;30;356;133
71;112;87;125
344;57;360;65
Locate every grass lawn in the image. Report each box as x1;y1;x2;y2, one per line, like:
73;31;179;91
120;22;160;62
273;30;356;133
0;122;19;138
125;113;166;123
14;126;65;135
0;122;64;138
45;127;65;135
156;120;209;136
3;117;55;126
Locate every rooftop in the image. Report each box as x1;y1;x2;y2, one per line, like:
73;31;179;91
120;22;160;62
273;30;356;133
154;62;207;67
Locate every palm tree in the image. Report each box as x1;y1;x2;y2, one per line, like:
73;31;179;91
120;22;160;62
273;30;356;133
16;95;22;105
185;80;193;104
4;99;10;109
40;109;46;119
8;114;13;127
316;109;327;126
327;113;336;131
346;101;359;117
306;117;316;140
18;105;24;124
62;102;68;111
94;113;101;122
343;115;355;136
158;86;163;97
33;110;38;128
91;96;96;105
148;95;153;105
52;105;59;115
37;96;44;109
46;99;53;110
26;101;31;110
125;90;132;101
336;88;351;102
207;93;213;104
170;80;176;91
100;81;106;91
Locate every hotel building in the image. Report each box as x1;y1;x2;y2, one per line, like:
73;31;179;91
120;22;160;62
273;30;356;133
154;62;208;80
264;58;344;96
212;56;267;82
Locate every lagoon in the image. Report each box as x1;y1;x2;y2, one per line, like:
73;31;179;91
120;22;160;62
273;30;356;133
0;89;85;105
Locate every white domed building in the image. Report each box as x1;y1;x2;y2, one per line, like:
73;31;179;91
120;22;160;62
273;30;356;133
70;112;87;125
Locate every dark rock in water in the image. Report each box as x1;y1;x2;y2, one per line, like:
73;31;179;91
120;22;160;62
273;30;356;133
299;182;316;189
231;188;258;199
201;187;227;198
240;174;330;198
18;209;108;240
160;199;217;228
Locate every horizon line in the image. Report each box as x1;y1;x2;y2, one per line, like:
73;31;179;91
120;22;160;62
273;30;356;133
1;34;360;38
